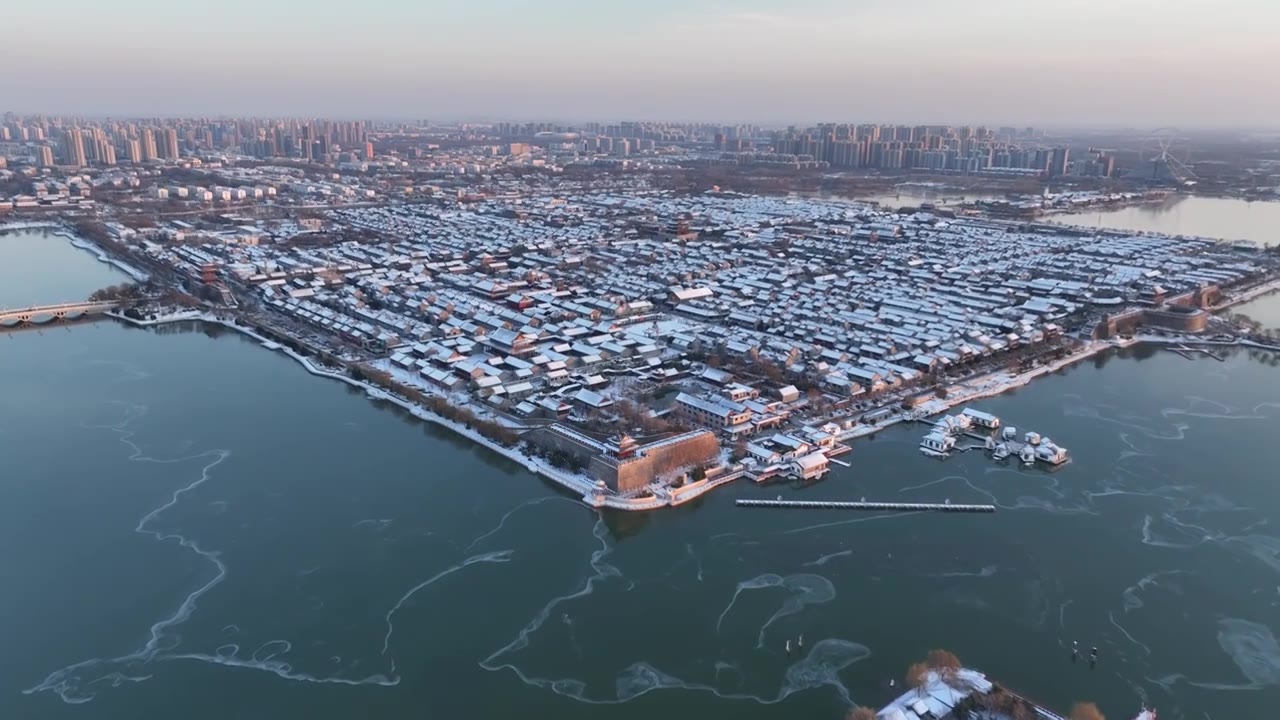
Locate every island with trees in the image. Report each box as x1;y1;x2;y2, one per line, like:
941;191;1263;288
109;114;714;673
843;649;1145;720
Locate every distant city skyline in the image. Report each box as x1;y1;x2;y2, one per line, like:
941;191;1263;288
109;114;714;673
2;0;1278;127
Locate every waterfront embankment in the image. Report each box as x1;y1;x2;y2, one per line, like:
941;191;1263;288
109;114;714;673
0;220;149;282
66;235;149;282
839;338;1122;442
107;310;681;511
111;306;1280;512
1213;275;1280;312
0;220;65;233
835;275;1280;443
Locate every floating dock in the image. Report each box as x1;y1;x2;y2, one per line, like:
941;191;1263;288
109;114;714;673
921;409;1069;466
1172;344;1226;362
735;499;995;513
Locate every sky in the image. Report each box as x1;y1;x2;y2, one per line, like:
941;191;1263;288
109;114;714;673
3;0;1277;127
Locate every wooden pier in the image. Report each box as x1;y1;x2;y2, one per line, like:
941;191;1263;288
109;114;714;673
1171;344;1226;362
735;499;995;513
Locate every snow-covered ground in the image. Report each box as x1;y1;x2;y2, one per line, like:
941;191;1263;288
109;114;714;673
624;315;702;341
0;221;63;232
106;309;205;325
66;235;150;281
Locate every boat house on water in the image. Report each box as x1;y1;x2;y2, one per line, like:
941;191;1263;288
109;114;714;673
789;451;830;480
920;430;956;454
961;408;1001;429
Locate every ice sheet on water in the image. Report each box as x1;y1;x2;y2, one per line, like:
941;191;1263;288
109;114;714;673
756;574;837;647
715;573;836;643
1218;618;1280;686
604;638;868;705
1228;534;1280;574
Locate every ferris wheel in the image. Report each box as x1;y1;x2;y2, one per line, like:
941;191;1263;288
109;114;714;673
1138;128;1196;183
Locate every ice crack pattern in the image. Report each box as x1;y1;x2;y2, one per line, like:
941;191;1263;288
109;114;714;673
24;404;512;704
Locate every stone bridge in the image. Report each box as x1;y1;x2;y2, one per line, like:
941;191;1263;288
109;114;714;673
0;300;121;326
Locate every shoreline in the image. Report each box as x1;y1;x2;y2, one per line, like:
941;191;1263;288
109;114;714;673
111;309;1279;511
106;310;674;512
65;233;150;282
1212;276;1280;311
109;309;1118;506
0;221;151;282
1035;193;1280;248
838;338;1121;442
1131;334;1280;352
841;328;1280;444
0;220;65;234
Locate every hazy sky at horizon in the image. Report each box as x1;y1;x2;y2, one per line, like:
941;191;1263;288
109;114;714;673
4;0;1277;126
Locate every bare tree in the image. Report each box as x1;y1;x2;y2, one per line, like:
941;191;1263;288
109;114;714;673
906;662;930;694
926;648;962;673
755;355;785;382
847;707;876;720
1070;702;1106;720
1011;700;1034;720
926;648;963;685
984;690;1015;716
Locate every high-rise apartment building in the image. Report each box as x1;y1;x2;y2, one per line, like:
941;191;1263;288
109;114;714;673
36;144;55;167
1049;147;1070;177
1032;148;1052;173
161;128;180;160
89;128;114;165
140;128;158;161
61;128;86;167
